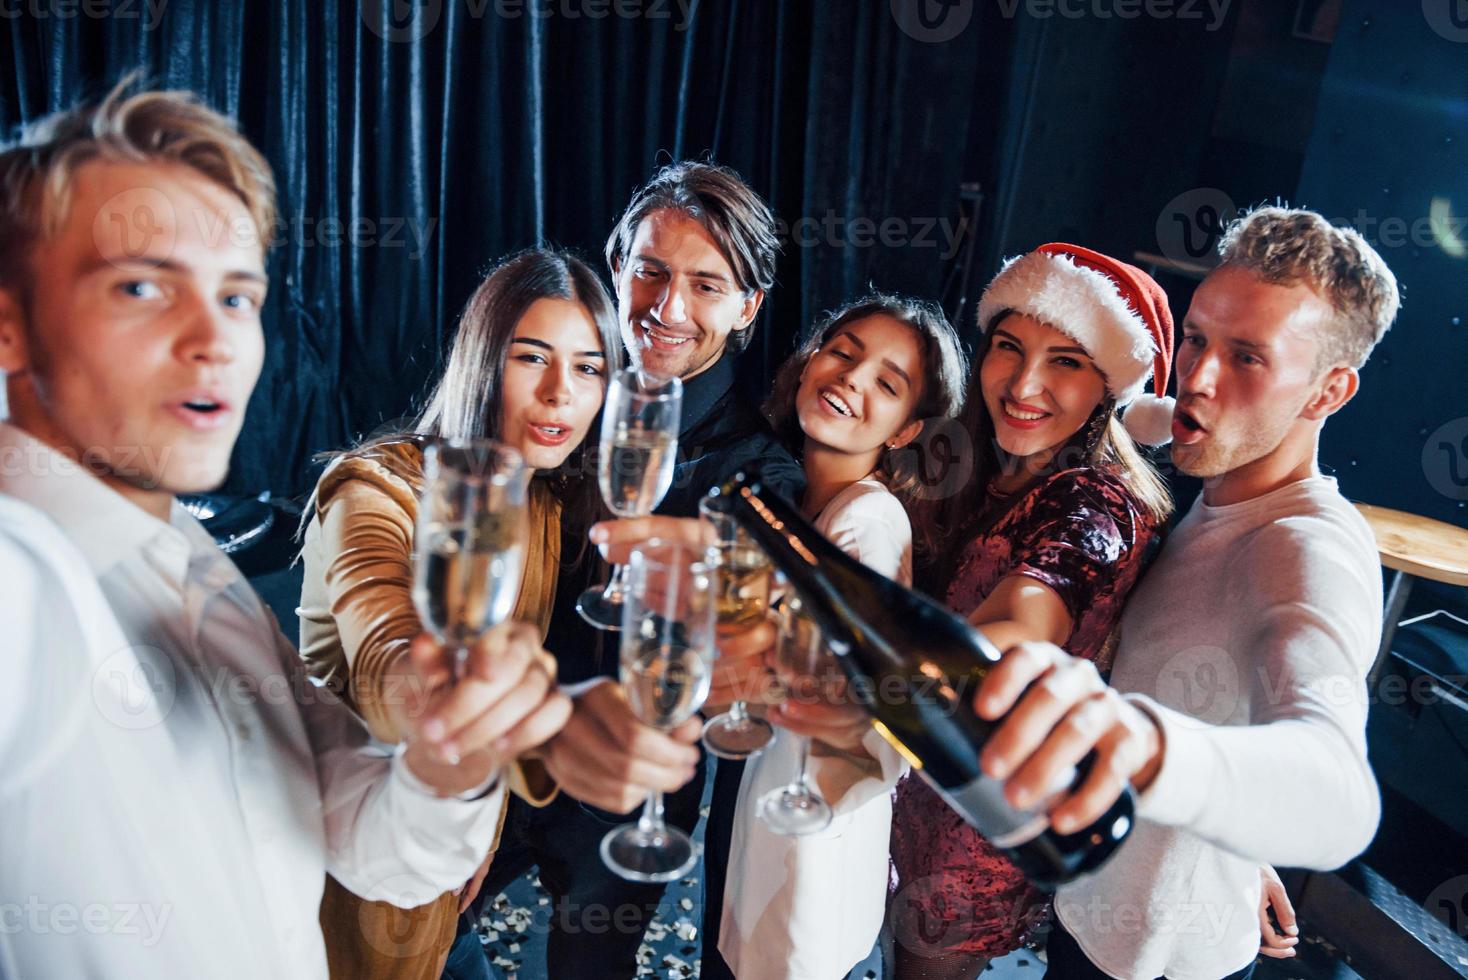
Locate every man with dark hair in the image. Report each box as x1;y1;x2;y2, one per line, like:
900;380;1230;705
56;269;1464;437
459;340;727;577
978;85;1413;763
475;160;803;978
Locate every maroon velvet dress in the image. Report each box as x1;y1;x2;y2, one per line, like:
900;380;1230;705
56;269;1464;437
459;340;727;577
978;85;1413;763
887;465;1158;960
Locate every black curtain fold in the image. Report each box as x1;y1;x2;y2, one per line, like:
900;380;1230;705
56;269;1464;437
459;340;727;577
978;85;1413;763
2;0;995;498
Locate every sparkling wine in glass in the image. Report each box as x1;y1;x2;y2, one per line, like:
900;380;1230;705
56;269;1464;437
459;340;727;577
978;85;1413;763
600;540;716;883
576;368;683;631
411;439;530;678
758;593;835;836
699;492;776;760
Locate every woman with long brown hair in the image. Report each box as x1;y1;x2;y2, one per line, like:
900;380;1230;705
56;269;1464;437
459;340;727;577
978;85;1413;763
296;248;623;980
693;294;965;979
888;244;1176;979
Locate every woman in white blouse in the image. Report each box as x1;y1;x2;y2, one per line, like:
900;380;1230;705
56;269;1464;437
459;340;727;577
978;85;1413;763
713;294;967;979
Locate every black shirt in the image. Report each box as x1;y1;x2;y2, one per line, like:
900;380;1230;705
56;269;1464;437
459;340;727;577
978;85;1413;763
545;353;805;684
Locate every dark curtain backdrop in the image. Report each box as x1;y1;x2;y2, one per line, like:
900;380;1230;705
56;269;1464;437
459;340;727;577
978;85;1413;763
1;0;996;498
8;1;1460;528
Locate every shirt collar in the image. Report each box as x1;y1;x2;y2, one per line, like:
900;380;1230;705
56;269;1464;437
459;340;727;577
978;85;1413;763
679;353;737;434
0;421;199;579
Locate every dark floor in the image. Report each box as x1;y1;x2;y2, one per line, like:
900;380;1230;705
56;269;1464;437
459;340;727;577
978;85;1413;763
471;865;1364;979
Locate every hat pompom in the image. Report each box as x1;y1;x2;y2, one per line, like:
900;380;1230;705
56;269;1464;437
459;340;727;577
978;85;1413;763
1122;394;1176;446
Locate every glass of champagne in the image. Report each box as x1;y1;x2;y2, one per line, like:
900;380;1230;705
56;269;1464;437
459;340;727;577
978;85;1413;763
576;368;683;631
411;439;531;678
758;593;835;835
698;491;777;760
601;539;717;883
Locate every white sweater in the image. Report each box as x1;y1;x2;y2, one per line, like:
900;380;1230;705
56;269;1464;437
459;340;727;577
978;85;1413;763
719;478;911;979
1056;474;1383;980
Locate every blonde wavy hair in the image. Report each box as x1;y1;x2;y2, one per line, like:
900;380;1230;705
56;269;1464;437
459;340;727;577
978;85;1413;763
1218;206;1400;370
0;73;277;298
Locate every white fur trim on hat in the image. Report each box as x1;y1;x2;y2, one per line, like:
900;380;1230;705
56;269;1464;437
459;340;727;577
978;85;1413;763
1122;393;1176;446
976;251;1158;405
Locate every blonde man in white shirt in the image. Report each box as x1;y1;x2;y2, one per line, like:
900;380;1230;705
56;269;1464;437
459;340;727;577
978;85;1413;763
0;80;572;979
969;207;1399;980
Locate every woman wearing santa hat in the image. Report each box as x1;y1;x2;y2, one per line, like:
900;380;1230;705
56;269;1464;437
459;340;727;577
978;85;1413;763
887;243;1178;979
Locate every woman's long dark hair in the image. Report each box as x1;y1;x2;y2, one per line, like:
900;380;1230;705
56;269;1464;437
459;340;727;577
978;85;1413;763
762;293;969;563
317;248;624;564
921;311;1173;581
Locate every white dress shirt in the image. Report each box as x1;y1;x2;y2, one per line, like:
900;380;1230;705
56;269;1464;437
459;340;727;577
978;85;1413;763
719;479;911;979
0;422;506;980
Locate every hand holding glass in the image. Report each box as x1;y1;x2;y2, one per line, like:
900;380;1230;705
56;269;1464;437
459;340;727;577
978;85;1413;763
411;439;530;679
757;593;836;835
577;368;683;631
699;492;776;759
600;539;717;883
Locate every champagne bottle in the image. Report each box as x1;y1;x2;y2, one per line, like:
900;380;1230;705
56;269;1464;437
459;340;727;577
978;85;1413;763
712;472;1135;889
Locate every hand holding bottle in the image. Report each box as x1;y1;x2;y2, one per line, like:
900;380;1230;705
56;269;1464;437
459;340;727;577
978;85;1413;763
974;640;1164;835
718;470;1139;888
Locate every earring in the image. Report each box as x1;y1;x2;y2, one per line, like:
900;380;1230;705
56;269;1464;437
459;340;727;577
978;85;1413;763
1084;402;1112;458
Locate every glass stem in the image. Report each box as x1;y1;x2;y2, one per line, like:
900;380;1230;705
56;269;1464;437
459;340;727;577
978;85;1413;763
448;640;471;682
638;789;666;836
602;562;629;604
794;734;813;791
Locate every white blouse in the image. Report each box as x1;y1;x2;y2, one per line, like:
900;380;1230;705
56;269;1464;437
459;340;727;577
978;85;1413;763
719;478;912;979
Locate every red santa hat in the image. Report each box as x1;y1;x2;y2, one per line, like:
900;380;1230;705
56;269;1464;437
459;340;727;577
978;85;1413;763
975;242;1177;446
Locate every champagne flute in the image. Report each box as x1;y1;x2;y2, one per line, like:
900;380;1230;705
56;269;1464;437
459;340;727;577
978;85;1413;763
601;539;717;883
758;593;835;835
576;368;683;631
699;492;777;759
411;439;531;679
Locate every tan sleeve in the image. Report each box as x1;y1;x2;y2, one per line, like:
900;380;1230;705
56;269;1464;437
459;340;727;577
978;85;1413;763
316;476;422;745
318;470;563;806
